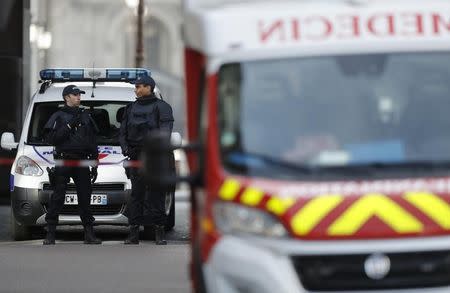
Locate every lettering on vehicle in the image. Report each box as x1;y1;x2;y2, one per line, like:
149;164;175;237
41;148;122;156
259;12;450;43
98;149;122;155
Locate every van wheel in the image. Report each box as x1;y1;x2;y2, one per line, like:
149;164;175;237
10;209;32;241
143;189;175;238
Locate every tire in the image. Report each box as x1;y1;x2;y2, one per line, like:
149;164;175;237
10;209;32;241
143;188;175;238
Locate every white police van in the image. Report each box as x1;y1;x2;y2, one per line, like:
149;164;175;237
1;68;178;240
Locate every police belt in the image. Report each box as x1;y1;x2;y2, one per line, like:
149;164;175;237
54;152;90;160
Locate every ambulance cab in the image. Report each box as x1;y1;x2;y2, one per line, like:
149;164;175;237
179;0;450;292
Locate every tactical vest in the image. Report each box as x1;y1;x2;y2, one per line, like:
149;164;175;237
45;108;98;156
125;99;159;146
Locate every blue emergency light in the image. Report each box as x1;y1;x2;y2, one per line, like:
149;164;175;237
39;68;150;82
40;69;84;80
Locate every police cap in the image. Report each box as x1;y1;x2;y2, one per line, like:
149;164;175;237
62;85;86;97
134;75;156;89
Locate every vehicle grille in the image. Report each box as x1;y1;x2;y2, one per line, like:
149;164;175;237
42;183;125;192
292;250;450;291
43;204;123;216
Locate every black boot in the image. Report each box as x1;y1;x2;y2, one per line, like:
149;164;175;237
83;225;102;244
43;225;56;245
155;225;167;245
124;225;140;245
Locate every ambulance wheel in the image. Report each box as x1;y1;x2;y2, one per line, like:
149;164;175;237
10;209;32;241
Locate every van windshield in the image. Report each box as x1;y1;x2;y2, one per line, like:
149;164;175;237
27;101;130;146
218;52;450;179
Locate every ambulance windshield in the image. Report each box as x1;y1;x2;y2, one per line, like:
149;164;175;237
218;52;450;178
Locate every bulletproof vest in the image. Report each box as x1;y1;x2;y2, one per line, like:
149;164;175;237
46;108;98;155
126;98;159;146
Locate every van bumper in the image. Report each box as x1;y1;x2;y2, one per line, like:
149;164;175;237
11;185;131;226
35;213;129;225
11;187;44;225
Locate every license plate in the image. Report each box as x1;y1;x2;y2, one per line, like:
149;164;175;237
64;194;108;205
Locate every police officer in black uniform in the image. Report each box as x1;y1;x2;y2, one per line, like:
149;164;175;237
42;85;101;245
119;75;174;245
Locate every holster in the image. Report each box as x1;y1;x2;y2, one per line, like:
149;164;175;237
54;152;87;160
46;167;56;187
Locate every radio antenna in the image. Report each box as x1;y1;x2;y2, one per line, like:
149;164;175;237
91;62;96;98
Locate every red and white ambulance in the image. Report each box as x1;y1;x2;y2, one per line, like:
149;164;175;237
180;0;450;292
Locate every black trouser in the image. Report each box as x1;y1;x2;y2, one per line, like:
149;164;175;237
127;168;166;226
45;166;95;226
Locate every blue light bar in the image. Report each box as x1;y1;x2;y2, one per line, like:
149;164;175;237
39;68;150;82
106;69;149;80
40;69;84;80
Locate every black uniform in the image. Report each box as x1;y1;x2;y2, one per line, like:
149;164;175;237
119;93;174;226
43;105;99;226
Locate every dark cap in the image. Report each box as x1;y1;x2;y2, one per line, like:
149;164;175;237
62;85;86;97
134;75;155;89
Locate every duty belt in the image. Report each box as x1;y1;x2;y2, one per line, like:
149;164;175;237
54;152;89;160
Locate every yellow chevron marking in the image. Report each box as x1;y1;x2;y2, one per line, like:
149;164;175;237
201;218;214;234
404;192;450;230
291;195;344;236
218;179;241;201
266;196;296;216
328;194;423;236
241;187;265;206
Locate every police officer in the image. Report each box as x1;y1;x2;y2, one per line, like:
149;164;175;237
119;75;174;245
42;85;101;245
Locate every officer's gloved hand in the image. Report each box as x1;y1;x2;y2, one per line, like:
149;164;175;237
68;114;82;128
90;167;98;183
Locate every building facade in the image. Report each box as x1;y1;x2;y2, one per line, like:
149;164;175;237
30;0;185;133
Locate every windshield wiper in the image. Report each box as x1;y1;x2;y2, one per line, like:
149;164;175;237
359;161;450;172
226;152;324;175
226;153;450;178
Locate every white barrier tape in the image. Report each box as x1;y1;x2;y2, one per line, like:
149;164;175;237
122;160;142;168
54;159;98;167
0;157;143;168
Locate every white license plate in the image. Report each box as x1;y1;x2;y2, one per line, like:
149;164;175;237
64;194;108;205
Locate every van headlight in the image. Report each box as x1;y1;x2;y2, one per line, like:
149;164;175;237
15;156;44;176
213;202;287;238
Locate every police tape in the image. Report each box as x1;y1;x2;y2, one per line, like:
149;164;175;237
0;157;143;168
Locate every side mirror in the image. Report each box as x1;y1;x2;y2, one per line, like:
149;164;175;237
1;132;18;150
171;132;182;148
